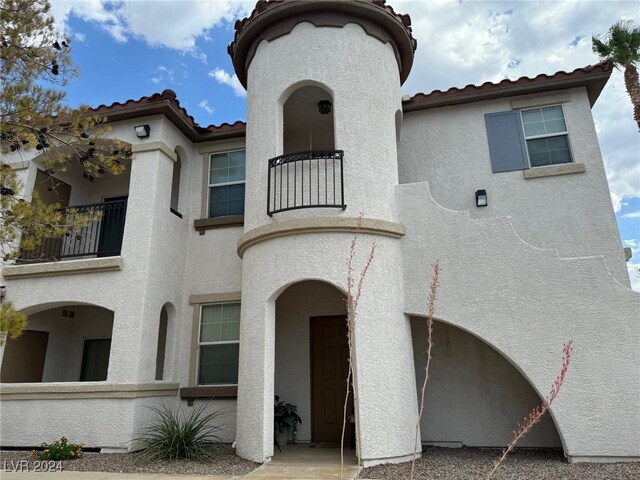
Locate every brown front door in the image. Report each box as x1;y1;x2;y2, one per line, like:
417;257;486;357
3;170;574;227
311;316;353;443
0;330;49;382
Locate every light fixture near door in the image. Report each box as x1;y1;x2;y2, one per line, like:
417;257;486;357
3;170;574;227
475;189;488;207
317;100;332;115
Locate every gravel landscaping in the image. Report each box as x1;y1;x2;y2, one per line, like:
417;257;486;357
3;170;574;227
0;445;259;476
362;447;640;480
3;446;639;478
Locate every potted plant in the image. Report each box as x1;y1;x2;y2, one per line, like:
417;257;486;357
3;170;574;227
274;395;302;447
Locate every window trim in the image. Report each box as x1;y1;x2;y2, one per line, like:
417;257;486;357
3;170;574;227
206;149;246;218
519;104;573;168
195;302;241;386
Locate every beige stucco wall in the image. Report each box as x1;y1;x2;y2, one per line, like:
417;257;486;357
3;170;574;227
399;181;639;459
397;87;629;286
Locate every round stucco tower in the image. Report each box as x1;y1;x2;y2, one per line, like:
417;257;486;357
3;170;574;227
229;0;419;465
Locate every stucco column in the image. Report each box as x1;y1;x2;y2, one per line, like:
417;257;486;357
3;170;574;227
349;238;419;466
235;274;276;462
108;145;175;383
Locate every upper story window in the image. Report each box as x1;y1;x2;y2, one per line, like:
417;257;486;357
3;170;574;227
198;303;240;385
208;150;245;217
521;106;572;167
484;104;573;173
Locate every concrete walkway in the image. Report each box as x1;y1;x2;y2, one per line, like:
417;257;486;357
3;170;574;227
245;444;359;479
1;445;360;480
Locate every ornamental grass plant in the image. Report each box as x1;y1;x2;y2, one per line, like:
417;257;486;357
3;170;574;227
133;403;225;462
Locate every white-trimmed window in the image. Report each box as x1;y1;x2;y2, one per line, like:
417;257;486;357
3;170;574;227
208;150;245;217
521;105;572;167
197;303;240;385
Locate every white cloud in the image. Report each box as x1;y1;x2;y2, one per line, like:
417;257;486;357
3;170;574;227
621;211;640;219
209;68;246;97
627;262;640;292
74;32;86;42
149;63;188;87
51;0;253;50
611;192;622;213
198;99;214;114
624;239;638;247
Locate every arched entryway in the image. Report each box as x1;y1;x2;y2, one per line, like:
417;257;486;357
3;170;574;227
1;303;114;383
411;317;562;449
274;280;353;445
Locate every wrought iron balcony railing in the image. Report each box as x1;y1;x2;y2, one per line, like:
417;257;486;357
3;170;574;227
19;199;128;262
267;150;346;216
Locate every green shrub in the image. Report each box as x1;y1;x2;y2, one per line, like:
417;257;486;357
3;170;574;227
134;403;225;461
32;437;83;460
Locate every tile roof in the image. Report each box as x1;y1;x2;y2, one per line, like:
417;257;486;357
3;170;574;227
228;0;417;59
227;0;417;87
403;61;614;111
89;62;613;140
89;89;246;142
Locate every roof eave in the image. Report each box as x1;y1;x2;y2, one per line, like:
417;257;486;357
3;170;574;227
403;69;612;113
93;100;246;142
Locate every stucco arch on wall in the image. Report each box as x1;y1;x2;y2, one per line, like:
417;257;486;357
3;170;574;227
172;145;189;214
277;80;336;156
395;108;402;145
20;301;114;317
268;276;347;305
411;312;567;452
278;79;335;107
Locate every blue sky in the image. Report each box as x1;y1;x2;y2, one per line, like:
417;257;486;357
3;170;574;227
51;0;639;290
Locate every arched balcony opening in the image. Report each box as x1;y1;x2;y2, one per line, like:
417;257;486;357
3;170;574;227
1;304;114;383
268;86;345;215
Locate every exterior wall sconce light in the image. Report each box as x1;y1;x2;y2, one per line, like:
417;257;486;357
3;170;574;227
318;100;332;115
134;124;150;138
475;189;488;207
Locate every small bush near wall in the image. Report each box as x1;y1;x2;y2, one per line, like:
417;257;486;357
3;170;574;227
32;437;83;460
133;403;225;462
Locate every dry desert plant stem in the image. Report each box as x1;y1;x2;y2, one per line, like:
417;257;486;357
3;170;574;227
341;213;376;480
486;340;574;479
409;261;441;480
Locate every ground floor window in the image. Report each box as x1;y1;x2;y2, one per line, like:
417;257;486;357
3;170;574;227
198;303;240;385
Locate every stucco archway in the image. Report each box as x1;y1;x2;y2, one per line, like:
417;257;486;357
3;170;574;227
2;303;114;383
411;316;564;451
274;280;350;444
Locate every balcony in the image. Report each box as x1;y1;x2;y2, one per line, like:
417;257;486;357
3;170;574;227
19;199;128;263
267;150;346;216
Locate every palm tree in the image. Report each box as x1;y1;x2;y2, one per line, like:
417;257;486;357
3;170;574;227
592;20;640;130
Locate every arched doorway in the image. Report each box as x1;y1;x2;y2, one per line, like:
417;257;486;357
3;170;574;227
274;280;353;444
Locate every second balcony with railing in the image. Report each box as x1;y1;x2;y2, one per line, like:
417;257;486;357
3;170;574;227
267;150;346;216
19;199;128;263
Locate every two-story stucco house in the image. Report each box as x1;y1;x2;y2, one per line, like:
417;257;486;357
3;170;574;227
1;0;638;468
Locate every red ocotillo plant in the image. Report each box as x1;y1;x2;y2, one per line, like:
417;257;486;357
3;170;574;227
486;340;574;479
341;213;376;480
410;261;441;480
